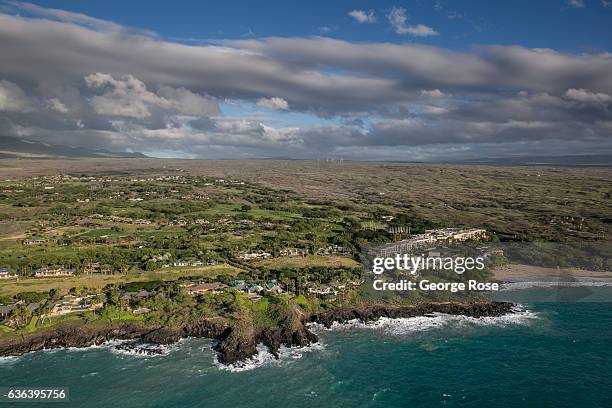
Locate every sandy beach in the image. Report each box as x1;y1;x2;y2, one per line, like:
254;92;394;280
494;264;612;282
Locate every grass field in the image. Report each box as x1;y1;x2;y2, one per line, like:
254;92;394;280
253;255;360;269
0;264;242;295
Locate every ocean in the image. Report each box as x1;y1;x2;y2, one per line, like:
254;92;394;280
1;289;611;407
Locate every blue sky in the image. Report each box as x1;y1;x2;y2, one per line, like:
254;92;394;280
0;1;611;160
21;0;612;51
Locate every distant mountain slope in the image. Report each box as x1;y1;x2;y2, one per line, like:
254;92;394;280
0;135;147;159
451;154;612;167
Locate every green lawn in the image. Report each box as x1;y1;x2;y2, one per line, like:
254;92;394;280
78;228;128;238
0;264;242;296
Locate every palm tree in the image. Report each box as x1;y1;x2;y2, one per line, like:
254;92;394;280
10;304;32;329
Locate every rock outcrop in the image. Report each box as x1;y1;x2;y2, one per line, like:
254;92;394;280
0;301;515;365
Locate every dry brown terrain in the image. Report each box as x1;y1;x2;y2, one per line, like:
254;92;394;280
1;158;610;240
494;263;612;281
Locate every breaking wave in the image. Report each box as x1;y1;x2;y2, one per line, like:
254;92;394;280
214;342;325;373
109;339;189;358
308;306;539;336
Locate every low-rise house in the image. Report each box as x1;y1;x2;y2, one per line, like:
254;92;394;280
316;245;352;256
0;267;18;279
308;285;338;299
185;282;227;295
48;295;101;316
150;253;172;262
27;302;40;313
238;251;272;260
229;280;246;292
173;259;204;267
279;248;309;257
478;247;504;260
120;290;151;302
34;266;75;278
264;280;283;294
23;238;49;245
318;292;338;301
246;283;263;294
133;219;151;225
0;303;16;320
0;301;40;320
332;283;347;291
83;262;113;274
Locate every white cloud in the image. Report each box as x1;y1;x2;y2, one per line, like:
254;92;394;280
0;80;34;112
567;0;585;8
348;10;377;23
422;105;448;115
84;73;219;118
157;86;219;116
405;24;438;37
256;97;289;110
387;7;410;33
7;0;153;35
45;98;69;113
565;88;612;104
421;89;445;98
386;7;438;36
84;73;161;118
0;6;612;160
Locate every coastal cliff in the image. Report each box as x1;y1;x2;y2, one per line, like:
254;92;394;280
0;301;515;365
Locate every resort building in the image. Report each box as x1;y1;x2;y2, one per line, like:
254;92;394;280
377;228;488;257
0;267;18;279
34;266;76;278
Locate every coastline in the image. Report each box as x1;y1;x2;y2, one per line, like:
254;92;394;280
494;264;612;282
0;301;515;365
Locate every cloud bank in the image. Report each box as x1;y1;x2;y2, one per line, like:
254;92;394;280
0;3;611;160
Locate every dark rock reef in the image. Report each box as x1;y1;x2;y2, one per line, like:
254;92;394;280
0;302;515;365
309;301;515;328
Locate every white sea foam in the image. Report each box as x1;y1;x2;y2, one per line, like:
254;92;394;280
0;355;19;366
0;338;135;361
214;341;325;372
109;340;184;358
66;339;131;352
308;306;539;336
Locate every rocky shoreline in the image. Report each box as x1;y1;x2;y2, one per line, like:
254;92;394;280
0;301;515;365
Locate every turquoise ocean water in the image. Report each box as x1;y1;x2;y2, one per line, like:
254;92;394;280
1;290;611;407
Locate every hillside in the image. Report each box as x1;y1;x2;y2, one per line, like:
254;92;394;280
0;136;147;159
